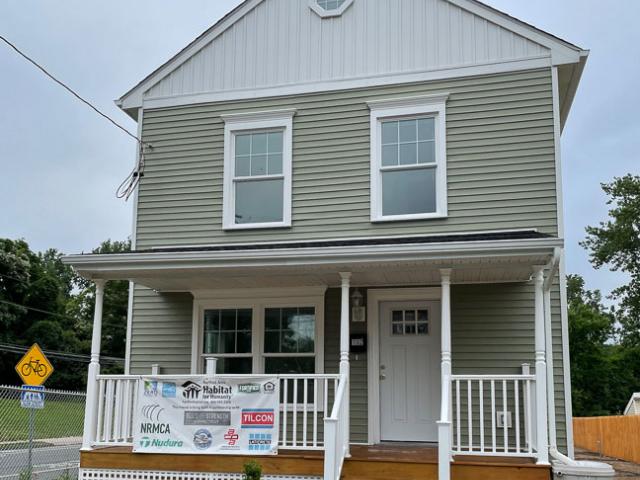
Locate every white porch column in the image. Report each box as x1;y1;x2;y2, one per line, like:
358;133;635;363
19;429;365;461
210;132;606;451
437;269;452;480
339;272;351;457
533;267;550;464
82;279;106;450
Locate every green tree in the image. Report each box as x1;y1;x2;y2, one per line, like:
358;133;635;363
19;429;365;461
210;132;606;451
582;174;640;346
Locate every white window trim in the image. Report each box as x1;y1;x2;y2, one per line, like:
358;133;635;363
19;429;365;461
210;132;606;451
191;287;326;378
221;109;296;230
308;0;354;18
368;93;449;223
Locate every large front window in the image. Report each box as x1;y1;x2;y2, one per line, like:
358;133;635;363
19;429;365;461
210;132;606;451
368;94;448;222
197;292;324;376
222;110;295;230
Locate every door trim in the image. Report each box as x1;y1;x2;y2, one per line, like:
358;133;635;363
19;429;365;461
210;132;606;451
366;287;441;444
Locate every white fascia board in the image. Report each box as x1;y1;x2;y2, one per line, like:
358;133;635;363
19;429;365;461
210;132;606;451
448;0;586;65
62;237;563;277
117;0;265;111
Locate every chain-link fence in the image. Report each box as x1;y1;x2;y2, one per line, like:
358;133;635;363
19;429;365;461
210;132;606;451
0;385;85;480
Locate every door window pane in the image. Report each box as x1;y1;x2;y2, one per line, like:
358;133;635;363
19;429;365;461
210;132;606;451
235;179;284;224
382;167;436;216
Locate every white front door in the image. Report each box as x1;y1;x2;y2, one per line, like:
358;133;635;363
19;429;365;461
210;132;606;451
379;301;441;442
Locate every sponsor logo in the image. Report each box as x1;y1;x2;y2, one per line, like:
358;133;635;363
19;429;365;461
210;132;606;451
224;428;240;446
182;381;202;399
248;433;272;452
162;382;176;398
238;383;261;394
202;384;233;396
241;409;275;429
139;436;183;449
143;381;158;397
184;411;231;426
193;429;213;450
140;422;171;434
141;404;164;422
263;382;276;394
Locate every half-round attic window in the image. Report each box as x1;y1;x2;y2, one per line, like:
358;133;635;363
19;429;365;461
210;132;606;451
309;0;354;18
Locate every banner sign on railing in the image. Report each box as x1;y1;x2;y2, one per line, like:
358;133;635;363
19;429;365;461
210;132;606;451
133;377;280;455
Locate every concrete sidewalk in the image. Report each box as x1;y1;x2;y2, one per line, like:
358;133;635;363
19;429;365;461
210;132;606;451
576;448;640;479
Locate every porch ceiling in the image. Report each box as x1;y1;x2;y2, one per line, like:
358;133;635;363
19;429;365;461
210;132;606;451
62;235;562;291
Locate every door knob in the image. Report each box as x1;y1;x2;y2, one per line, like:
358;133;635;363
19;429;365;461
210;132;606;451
380;373;386;380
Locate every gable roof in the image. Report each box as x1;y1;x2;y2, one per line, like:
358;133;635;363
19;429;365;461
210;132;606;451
117;0;587;122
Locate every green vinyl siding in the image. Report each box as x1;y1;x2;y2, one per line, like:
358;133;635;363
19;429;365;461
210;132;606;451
135;68;557;249
129;285;193;375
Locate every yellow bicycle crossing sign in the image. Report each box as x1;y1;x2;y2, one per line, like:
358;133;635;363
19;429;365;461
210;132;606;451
15;343;54;386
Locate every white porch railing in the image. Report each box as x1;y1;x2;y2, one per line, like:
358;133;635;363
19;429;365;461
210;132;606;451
322;374;348;480
450;374;537;457
90;373;342;450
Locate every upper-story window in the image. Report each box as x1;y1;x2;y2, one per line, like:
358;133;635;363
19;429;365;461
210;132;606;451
368;94;449;222
222;109;295;230
309;0;354;18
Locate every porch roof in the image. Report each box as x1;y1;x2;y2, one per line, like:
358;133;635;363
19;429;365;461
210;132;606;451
63;231;562;290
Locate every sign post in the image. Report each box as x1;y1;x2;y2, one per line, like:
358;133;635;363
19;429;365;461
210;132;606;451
15;344;54;477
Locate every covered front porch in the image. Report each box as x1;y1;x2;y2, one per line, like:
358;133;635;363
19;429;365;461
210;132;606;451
64;233;563;480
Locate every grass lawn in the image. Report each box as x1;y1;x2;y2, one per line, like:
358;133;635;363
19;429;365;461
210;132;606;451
0;397;85;442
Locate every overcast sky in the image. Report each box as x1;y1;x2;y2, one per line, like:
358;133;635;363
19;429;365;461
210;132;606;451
1;0;637;299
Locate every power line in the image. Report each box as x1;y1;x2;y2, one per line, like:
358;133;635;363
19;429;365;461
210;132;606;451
0;34;139;144
0;34;149;200
0;299;127;330
0;342;124;365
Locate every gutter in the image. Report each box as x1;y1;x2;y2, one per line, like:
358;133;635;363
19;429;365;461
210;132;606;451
543;248;615;477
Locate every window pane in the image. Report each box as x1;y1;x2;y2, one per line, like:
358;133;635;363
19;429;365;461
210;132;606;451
381;121;398;144
265;357;315;375
418;118;435;141
264;331;280;353
235;179;284;224
251;133;267;154
265;308;281;330
267;153;283;175
382;167;437;216
399;119;417;143
216;357;252;374
237;309;252;331
235;134;251;155
382;145;398;166
235;155;250;177
219;331;236;354
418;141;435;164
204;332;219;354
399;143;417;165
221;310;236;331
251;154;267;176
267;132;283;153
204;310;219;332
237;332;252;353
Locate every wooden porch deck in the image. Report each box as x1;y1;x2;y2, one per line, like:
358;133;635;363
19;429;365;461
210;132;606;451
81;443;551;480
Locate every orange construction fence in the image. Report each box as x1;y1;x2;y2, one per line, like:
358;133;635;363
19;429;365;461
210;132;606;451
573;415;640;463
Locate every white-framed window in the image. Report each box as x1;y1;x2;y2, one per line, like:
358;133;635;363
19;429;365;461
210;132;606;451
368;94;449;222
192;289;325;377
309;0;354;18
221;109;296;230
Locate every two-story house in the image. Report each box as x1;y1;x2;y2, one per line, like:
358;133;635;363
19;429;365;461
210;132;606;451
64;1;592;479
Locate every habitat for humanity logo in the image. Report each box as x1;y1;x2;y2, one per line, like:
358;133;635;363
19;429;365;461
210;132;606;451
238;383;260;394
139;436;183;449
193;429;213;450
241;409;274;429
248;433;272;451
143;381;158;397
182;381;202;399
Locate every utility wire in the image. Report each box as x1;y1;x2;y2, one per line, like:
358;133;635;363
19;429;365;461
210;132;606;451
0;34;148;201
0;299;127;331
0;342;124;365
